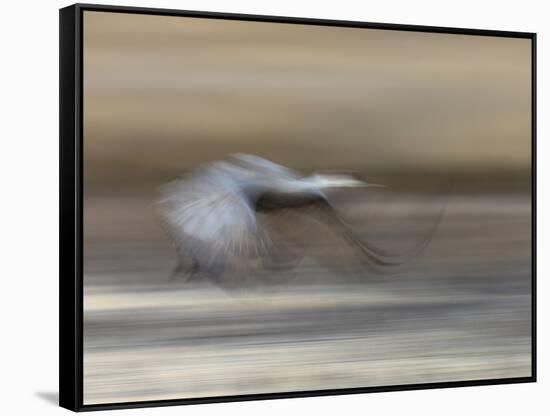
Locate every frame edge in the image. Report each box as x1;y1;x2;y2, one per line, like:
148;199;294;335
60;4;83;412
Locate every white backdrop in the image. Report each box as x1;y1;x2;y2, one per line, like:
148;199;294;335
0;0;546;414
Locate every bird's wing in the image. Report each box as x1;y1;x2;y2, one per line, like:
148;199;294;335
158;182;260;264
254;190;446;275
318;201;440;271
157;167;306;287
227;153;300;180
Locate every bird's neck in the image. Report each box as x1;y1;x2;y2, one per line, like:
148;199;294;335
274;177;323;195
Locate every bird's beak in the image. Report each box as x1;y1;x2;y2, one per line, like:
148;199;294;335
346;181;384;188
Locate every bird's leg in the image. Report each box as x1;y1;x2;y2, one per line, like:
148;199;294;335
168;258;201;283
186;260;201;282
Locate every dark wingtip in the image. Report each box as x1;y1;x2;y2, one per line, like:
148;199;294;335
323;183;454;274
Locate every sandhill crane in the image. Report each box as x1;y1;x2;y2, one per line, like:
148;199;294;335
156;154;443;287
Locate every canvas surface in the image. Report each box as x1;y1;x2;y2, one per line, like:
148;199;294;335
82;11;532;405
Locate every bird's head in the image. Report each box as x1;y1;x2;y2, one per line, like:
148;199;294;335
309;173;383;189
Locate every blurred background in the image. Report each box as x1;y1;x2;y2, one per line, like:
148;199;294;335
82;11;532;405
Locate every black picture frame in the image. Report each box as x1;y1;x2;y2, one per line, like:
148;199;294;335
59;3;537;412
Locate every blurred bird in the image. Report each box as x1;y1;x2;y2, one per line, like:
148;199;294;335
157;154;443;287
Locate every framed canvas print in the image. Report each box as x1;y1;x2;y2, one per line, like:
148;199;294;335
59;3;536;412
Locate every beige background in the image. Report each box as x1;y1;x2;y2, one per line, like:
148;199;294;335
81;10;532;405
83;11;531;192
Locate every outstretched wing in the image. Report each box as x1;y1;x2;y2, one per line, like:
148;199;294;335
255;188;448;275
158;179;264;273
310;199;444;272
157;156;313;285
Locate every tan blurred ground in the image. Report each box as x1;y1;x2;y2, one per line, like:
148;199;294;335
83;193;531;404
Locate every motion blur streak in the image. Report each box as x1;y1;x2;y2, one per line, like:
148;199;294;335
82;11;531;405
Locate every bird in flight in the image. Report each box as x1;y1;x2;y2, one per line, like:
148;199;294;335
156;154;444;288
